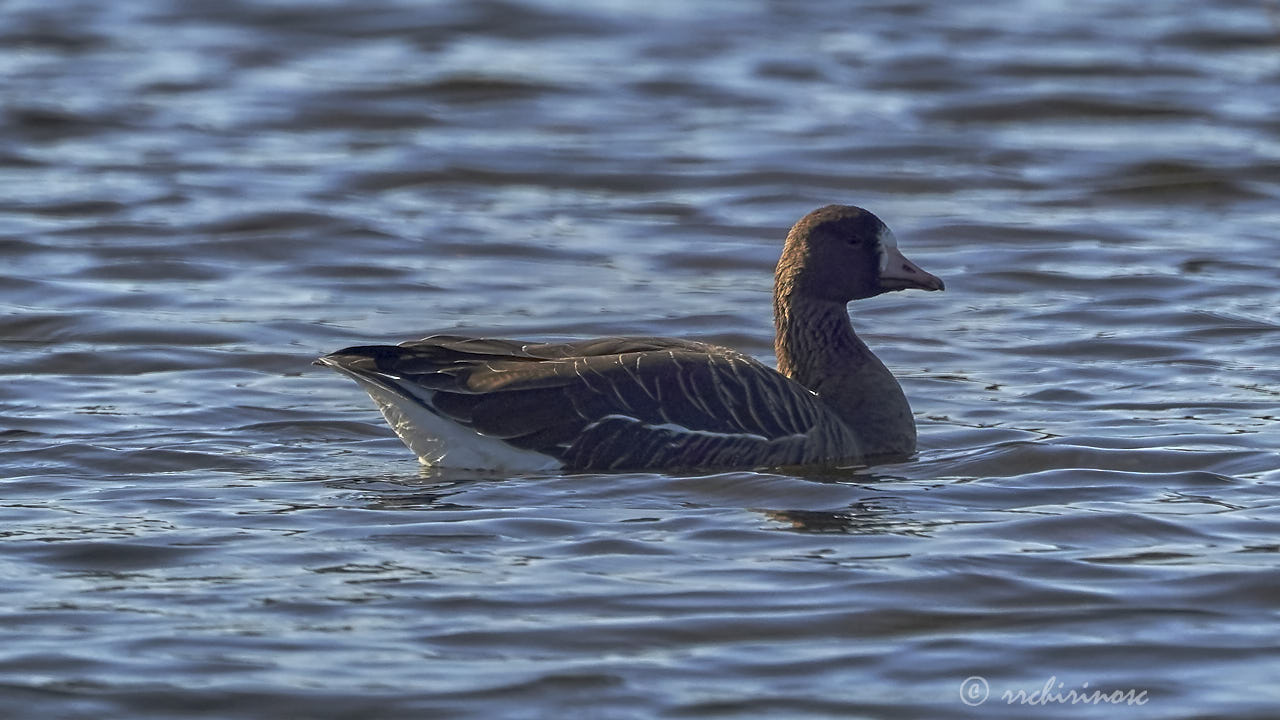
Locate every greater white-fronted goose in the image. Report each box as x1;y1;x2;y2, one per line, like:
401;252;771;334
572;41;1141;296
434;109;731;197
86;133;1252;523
319;205;944;472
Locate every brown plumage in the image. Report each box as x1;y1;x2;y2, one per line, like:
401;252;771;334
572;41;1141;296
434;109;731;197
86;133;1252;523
318;205;944;472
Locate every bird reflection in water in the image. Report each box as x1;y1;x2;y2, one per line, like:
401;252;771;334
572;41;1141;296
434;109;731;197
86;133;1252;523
760;499;935;536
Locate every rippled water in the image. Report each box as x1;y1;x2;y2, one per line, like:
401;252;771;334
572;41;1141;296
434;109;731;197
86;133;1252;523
3;0;1279;717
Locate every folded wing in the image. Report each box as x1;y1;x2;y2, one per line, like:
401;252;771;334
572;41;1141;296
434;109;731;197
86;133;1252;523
321;335;861;471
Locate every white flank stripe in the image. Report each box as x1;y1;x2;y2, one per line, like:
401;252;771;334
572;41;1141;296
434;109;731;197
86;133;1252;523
588;413;803;444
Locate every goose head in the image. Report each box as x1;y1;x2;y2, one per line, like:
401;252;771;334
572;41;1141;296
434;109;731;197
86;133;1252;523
776;205;944;303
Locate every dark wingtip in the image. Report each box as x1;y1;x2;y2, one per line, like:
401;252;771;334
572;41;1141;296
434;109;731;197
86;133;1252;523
316;345;394;373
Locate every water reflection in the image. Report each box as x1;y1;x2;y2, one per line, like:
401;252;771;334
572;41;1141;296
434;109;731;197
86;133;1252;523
325;472;486;512
760;501;935;537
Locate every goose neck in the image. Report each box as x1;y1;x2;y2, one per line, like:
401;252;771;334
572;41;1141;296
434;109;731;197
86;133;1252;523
773;293;870;386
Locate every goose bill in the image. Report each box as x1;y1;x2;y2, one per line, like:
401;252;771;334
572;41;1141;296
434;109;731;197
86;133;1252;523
877;246;944;292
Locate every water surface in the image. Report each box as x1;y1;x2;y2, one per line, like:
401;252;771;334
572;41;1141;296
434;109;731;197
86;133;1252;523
2;0;1279;717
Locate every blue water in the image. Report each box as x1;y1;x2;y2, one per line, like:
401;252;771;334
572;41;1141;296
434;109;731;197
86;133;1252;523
2;0;1278;717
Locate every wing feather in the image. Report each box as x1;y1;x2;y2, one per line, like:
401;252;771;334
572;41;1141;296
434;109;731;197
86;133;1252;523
321;335;858;471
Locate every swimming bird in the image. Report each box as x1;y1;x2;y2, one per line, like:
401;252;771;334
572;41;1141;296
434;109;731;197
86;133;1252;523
318;205;944;472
